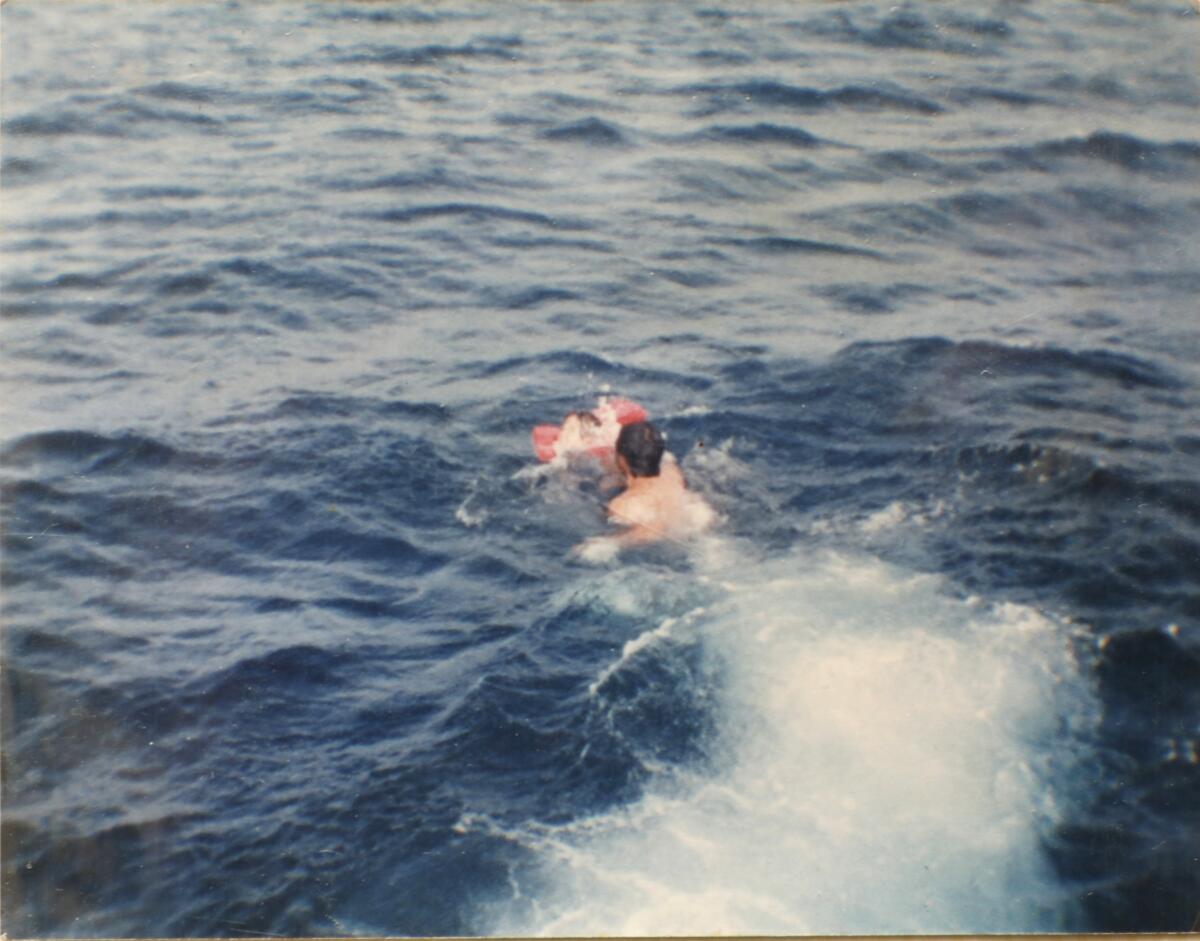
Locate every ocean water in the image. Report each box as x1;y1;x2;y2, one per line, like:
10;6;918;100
3;0;1199;936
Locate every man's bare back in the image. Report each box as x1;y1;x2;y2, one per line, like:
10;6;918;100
577;421;713;561
607;453;711;540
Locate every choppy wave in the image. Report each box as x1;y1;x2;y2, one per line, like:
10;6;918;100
3;0;1199;936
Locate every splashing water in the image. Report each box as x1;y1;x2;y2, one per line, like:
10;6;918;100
479;543;1098;935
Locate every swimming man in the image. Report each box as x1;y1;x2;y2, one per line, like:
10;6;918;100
576;421;713;560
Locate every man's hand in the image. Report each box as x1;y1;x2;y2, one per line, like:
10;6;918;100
573;535;621;564
574;521;667;563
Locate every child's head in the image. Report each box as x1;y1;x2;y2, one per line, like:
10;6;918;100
558;410;603;450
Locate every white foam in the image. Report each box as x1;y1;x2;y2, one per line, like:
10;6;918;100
587;607;711;697
859;500;911;534
670;404;712;418
809;500;948;540
512;462;559;483
455;478;489;528
485;546;1098;936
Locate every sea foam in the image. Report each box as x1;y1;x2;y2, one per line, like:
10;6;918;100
484;545;1097;935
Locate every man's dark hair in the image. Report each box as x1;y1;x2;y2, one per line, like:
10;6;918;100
616;421;664;477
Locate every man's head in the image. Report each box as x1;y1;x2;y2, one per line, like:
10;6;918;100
616;421;664;477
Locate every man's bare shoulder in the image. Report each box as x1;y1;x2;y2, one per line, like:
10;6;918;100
606;488;644;526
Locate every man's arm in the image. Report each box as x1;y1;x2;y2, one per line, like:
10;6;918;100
573;529;645;563
574;514;666;563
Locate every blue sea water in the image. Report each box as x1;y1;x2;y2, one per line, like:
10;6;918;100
3;0;1200;936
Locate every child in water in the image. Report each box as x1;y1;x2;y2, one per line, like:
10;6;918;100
531;397;646;464
554;409;608;455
